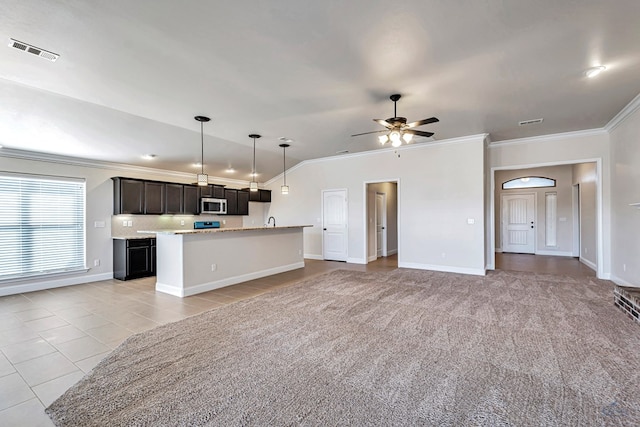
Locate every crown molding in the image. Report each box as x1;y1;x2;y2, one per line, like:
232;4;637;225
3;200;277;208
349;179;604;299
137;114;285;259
264;133;489;186
488;128;607;149
605;92;640;132
0;147;251;187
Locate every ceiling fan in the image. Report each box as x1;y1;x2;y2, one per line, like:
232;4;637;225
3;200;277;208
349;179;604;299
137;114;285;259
351;94;439;147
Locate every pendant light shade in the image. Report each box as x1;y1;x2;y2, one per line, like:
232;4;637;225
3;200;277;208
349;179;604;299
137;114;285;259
279;143;290;195
249;134;261;192
194;116;211;186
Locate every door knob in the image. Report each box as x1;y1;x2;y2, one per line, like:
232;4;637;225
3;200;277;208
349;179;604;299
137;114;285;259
382;227;385;230
323;228;327;231
531;225;534;228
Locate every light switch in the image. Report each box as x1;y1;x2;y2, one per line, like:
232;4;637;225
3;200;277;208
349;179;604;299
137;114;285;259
94;221;105;228
127;220;133;227
467;218;475;224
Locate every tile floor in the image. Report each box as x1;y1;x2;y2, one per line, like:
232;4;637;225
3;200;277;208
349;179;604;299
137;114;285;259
0;256;397;426
0;253;593;426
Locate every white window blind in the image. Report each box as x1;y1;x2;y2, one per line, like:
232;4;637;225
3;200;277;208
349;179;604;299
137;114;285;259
0;173;86;281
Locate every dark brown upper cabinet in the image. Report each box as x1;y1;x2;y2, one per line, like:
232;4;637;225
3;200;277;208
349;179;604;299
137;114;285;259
113;178;144;214
183;185;200;215
144;182;165;214
165;183;184;214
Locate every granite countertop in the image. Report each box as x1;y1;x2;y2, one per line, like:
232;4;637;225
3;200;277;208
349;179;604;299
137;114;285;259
112;234;156;240
136;225;312;235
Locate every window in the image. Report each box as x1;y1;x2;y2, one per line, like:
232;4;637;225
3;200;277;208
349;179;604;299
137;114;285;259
502;176;556;190
0;173;86;281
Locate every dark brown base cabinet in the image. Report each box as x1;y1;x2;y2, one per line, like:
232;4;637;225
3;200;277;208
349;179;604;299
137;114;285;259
113;238;156;280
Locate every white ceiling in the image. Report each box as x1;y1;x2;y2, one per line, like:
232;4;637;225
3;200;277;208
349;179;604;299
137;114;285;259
1;1;639;182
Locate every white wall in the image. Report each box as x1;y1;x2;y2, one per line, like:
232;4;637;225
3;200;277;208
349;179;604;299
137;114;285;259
572;163;598;269
265;135;487;275
495;165;575;256
0;154;251;295
487;130;610;278
609;98;640;287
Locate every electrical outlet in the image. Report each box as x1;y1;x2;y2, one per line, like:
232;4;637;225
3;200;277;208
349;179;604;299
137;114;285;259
93;259;100;267
180;220;185;226
222;220;226;225
94;221;105;228
211;263;217;272
441;252;446;259
122;220;127;227
467;218;475;224
127;220;132;227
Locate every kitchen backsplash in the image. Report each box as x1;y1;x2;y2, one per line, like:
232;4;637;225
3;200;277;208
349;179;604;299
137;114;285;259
111;214;243;237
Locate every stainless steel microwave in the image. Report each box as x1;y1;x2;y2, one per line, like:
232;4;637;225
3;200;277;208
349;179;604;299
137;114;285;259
201;198;227;215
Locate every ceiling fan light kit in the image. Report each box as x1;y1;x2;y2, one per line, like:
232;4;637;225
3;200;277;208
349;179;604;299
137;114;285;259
351;94;439;148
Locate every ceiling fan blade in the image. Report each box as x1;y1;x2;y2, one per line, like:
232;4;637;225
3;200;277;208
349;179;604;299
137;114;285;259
405;129;434;138
351;129;387;137
373;119;394;129
405;117;439;128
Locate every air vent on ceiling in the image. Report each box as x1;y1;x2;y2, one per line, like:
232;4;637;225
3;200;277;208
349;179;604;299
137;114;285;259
518;118;544;126
8;38;59;62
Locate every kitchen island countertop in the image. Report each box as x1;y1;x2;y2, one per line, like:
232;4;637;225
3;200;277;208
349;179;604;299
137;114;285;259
137;225;312;235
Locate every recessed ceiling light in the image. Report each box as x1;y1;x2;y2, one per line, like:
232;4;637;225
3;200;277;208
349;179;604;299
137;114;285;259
585;65;606;78
193;162;202;168
142;154;156;160
225;168;235;173
278;137;293;143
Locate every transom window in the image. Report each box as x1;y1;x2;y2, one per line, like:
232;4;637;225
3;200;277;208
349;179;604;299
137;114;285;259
0;172;86;281
502;176;556;190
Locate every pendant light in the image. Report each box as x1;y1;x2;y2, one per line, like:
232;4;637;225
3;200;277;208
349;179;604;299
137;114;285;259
195;116;211;186
279;143;290;195
249;134;261;192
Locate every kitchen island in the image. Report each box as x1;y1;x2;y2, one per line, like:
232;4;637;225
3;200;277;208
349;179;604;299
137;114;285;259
141;226;311;297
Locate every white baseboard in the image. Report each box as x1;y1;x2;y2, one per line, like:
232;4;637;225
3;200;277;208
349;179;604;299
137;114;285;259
368;255;377;262
535;250;574;257
611;275;638;288
398;262;486;276
495;248;503;253
579;257;597;271
0;272;113;297
387;249;398;256
304;254;323;260
157;261;306;298
347;257;367;265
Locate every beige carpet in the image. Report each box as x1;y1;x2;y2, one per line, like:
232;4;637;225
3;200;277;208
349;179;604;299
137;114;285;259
46;269;640;426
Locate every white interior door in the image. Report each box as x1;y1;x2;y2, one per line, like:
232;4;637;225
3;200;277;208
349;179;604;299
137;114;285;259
501;194;535;254
322;189;348;261
375;192;387;258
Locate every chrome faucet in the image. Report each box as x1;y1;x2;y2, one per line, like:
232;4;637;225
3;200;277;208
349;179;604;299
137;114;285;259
267;216;276;227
